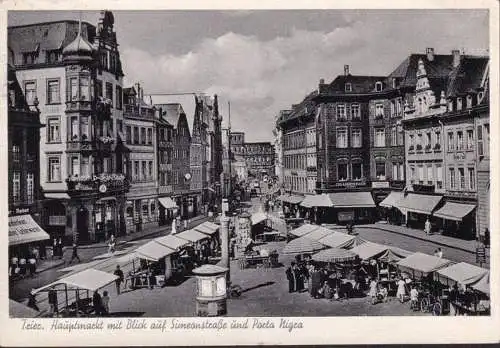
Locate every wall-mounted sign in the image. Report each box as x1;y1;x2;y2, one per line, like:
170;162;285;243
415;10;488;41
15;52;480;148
99;184;108;193
372;181;389;188
8;207;30;216
338;211;354;222
185;173;192;181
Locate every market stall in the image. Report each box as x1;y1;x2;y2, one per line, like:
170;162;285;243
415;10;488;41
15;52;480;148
317;232;365;249
300;226;334;242
282;236;326;255
397;252;453;280
288;224;320;238
32;269;118;317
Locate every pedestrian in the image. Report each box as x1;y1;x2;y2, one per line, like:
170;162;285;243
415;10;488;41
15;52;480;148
108;234;116;254
285;262;296;293
310;266;322;298
113;265;124;295
437;247;443;258
230;239;236;260
57;238;63;259
68;242;81;264
449;283;459;316
48;289;58;316
52;239;58;259
27;290;39;312
484;228;490;248
369;278;378;304
294;263;304;292
28;256;37;277
396;277;407;303
424;218;432;236
93;290;103;316
410;286;419;310
102;291;110;315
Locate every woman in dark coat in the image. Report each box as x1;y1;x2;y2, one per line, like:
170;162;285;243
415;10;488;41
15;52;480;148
295;264;304;292
310;266;322;298
285;262;297;293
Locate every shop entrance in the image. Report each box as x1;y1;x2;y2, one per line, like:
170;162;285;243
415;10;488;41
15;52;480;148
76;207;90;243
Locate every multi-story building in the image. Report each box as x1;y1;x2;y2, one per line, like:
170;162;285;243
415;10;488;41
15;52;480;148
229;131;248;182
155;105;175;226
245;142;275;179
273;111;289;185
280;92;317;195
190;96;206;217
155;103;193;219
123;84;157;233
7;64;47;254
9;12;129;243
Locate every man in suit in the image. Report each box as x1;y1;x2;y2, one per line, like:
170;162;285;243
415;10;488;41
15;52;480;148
285;262;297;293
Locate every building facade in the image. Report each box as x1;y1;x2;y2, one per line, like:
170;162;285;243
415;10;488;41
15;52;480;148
9;12;130;243
245;142;275;180
229;131;248;182
123;85;158;233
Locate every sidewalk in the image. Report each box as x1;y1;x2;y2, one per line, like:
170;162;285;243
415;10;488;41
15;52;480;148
357;223;488;256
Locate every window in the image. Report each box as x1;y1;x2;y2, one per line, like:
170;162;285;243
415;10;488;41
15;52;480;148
426;132;431;146
391;127;397;146
22;52;36;65
390;100;396;117
409;133;415;149
375;103;384;118
345;83;352;92
468;167;475;190
435;131;441;149
47;118;61;143
133;126;139;144
11;145;20;162
352;128;362;148
68;77;78;101
396;98;402;116
457;97;462;110
81;157;89;177
141;128;146;145
148;161;153;179
448;100;453;112
478;92;484;104
47;79;60;104
337;105;346;120
449;168;456;189
96;80;103;98
418;165;424;184
466;95;473;109
392;163;398;180
71;157;80;176
24;81;36;105
126;126;132;144
12;171;21;203
80;117;89;141
351;103;360;119
448;132;455;151
48;157;61;182
398;163;404;181
457;131;464;150
336;128;348;148
410;166;416;183
147;128;153;145
484;124;490;156
46;50;60;64
338;163;348;181
466;129;474;150
427;165;433;185
80;76;90;101
458;168;465;189
134;161;140;181
375;128;385;147
26;172;34;204
376;162;386;180
106;82;113;106
436;165;443;189
142;203;149;219
70;117;79;141
142;161;147;180
116;86;123;109
375;81;383;92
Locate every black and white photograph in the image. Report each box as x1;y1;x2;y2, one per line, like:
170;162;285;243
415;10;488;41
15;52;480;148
2;2;499;346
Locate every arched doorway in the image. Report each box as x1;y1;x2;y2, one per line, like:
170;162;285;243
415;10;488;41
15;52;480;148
76;206;90;243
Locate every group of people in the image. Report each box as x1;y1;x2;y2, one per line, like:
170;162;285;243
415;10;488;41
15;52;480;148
92;290;110;316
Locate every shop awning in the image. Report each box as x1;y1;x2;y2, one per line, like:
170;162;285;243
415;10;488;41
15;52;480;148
9;214;50;246
301;226;334;241
395;193;442;215
154;235;189;250
33;269;119;294
289;224;320;237
329;192;375;208
350;242;389;260
280;194;304;204
9;299;41;318
379;191;404;208
300;194;333;208
471;272;490;294
251;212;268;225
397;252;453;277
135;241;176;262
282;236;326;254
377;248;413;263
158;197;178;209
433;202;476;221
202;221;219;232
435;262;488;286
44;192;70;200
193;224;217;235
317;232;363;249
312;248;357;263
176;229;209;243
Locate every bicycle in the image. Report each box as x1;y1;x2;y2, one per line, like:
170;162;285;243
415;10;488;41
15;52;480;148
419;291;442;316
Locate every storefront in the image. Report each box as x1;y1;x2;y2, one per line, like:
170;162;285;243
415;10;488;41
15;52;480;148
9;213;50;260
328;191;376;224
158;197;179;226
394;192;443;230
378;191;405;224
433;201;477;240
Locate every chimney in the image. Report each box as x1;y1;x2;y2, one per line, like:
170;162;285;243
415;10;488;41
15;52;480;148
452;49;461;68
344;65;350;76
426;48;434;61
319;78;325;85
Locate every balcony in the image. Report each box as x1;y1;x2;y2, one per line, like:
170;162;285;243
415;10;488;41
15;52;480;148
96;136;115;153
66;173;129;196
66;98;92;112
67;139;95;152
123;104;155;119
96;97;112;120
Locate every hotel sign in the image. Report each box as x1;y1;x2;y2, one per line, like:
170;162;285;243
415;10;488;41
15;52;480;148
8;207;30;216
372;181;389;188
335;179;366;188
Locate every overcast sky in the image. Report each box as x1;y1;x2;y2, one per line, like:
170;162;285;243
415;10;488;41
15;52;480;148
9;10;489;141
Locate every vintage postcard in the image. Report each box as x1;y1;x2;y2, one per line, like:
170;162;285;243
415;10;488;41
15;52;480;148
0;0;499;346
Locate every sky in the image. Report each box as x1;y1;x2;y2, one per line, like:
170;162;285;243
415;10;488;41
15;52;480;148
8;10;489;141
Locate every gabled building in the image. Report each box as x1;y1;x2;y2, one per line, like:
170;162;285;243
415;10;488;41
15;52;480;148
8;11;129;244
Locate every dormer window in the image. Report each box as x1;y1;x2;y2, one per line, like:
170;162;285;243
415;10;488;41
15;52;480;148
448;100;453;112
478;91;484;104
466;95;473;109
345;83;352;92
375;81;383;92
392;78;397;89
457;97;463;111
22;52;37;65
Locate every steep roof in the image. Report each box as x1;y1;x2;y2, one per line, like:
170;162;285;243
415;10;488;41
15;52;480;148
156;103;185;129
326;75;387;94
8;65;30;111
446;56;489;97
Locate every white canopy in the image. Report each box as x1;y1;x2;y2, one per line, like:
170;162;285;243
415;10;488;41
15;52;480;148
435;262;488;286
135;241;176;261
33;269;118;294
158;197;178;209
397;252;453;277
471;272;490;294
251;212;268;225
9;214;50;246
154;234;190;250
176;229;209;243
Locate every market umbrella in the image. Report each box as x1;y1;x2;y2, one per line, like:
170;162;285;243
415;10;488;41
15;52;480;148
282;236;325;255
312;248;358;263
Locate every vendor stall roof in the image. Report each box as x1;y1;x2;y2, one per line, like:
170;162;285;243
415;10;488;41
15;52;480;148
317;232;360;249
301;226;334;241
158;197;178;209
201;221;219;232
288;224;320;237
350;242;389;260
33;269;119;294
135;241;176;262
176;229;209;243
328;192;375;208
300;194;333;208
378;191;404;208
9;214;50;246
154;235;190;250
312;248;357;263
435;262;488;286
193;224;217;235
433;202;476;221
396;252;453;276
280;194;304;204
395;193;442;215
472;272;490;294
282;236;325;254
251;212;268;225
